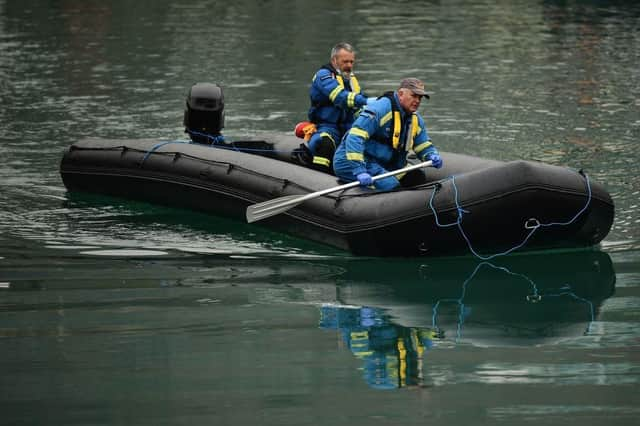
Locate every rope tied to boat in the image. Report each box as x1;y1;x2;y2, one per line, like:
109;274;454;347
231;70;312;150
188;130;314;158
428;171;593;261
142;131;303;169
140;131;237;166
140;136;257;166
140;140;191;166
186;129;226;145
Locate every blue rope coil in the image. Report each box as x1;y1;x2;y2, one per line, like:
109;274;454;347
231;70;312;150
428;172;593;260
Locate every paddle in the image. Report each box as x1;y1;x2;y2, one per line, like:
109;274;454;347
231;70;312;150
246;160;433;223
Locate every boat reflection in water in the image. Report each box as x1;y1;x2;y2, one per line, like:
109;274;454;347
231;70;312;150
319;250;615;390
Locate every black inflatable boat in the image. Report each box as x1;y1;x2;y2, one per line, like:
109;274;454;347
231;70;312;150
59;82;615;257
59;135;614;257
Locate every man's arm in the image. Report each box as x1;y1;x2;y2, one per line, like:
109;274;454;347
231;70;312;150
340;108;380;176
412;116;438;160
314;68;368;110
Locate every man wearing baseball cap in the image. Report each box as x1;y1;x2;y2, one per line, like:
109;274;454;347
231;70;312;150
333;78;443;191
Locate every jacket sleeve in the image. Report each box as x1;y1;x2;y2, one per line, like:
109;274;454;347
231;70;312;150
341;108;380;176
412;115;438;160
314;69;367;110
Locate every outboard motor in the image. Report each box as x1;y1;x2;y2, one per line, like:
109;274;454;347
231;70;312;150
183;82;225;144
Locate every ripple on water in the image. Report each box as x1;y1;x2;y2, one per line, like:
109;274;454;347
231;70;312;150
78;249;169;257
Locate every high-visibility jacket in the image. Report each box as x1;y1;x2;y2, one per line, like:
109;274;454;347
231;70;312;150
308;63;367;132
336;91;438;177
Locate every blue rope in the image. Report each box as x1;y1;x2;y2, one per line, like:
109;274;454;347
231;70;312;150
140;131;299;165
186;129;296;155
140;140;191;164
185;129;226;145
428;172;593;261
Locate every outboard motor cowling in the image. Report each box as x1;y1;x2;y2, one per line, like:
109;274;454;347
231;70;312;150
184;82;225;144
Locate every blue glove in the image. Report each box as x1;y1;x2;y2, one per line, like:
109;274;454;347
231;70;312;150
356;172;373;186
428;153;443;169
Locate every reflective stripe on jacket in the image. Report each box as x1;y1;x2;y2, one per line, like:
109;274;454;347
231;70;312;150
338;91;437;177
308;64;367;131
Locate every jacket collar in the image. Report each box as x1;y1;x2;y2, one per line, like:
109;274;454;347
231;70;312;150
393;92;410;120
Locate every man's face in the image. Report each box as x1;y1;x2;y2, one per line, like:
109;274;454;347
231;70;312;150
332;49;355;74
398;88;423;113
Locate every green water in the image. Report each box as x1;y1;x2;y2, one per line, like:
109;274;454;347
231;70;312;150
1;1;639;425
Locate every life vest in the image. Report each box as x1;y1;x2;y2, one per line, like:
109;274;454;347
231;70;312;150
379;92;418;151
337;70;361;97
311;64;361;108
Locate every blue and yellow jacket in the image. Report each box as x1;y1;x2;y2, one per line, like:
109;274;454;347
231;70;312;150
308;63;367;131
338;92;438;176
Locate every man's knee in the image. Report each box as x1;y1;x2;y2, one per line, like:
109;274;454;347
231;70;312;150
291;143;313;167
374;176;400;191
311;135;336;173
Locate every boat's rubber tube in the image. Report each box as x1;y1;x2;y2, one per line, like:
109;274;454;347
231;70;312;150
60;137;615;257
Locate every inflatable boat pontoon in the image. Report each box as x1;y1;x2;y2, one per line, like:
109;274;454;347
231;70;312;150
59;82;615;257
59;135;614;257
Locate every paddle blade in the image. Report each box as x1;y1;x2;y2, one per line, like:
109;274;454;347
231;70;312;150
246;194;306;223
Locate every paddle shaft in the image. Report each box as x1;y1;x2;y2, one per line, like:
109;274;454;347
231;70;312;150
287;159;432;203
246;160;432;223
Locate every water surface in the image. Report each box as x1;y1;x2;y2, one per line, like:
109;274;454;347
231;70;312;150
1;1;639;425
